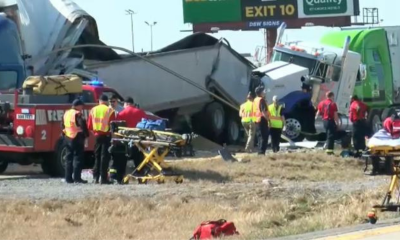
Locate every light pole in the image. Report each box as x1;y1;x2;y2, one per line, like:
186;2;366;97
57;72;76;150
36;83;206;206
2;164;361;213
125;9;136;52
145;21;157;51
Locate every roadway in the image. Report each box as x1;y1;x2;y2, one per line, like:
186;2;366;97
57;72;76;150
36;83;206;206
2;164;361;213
271;218;400;240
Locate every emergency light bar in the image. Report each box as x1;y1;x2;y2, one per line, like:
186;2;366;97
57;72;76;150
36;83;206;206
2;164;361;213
82;80;104;86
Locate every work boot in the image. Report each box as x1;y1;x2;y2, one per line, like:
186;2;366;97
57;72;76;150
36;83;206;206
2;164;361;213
92;179;99;184
65;178;74;184
74;178;88;184
100;180;113;185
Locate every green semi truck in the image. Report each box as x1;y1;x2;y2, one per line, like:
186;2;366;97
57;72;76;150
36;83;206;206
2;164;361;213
321;27;400;133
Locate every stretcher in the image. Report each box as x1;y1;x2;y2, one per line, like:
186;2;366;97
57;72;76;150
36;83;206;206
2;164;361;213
109;121;194;184
364;133;400;224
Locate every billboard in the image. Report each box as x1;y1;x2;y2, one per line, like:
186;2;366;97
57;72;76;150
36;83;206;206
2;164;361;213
183;0;242;24
182;0;358;25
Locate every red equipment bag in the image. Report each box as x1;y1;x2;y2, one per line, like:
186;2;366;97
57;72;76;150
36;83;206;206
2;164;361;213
190;219;239;240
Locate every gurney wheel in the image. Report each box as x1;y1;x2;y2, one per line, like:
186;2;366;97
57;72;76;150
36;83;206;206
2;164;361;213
175;178;183;184
157;179;165;184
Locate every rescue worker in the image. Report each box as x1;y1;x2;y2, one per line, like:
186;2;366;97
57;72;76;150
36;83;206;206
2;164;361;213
253;86;269;155
87;95;116;184
349;95;368;157
114;97;147;179
239;92;255;153
109;94;124;116
316;91;340;155
62;99;89;184
383;113;400;138
268;96;285;153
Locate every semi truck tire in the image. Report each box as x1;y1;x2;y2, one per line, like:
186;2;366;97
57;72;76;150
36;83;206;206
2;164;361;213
368;110;382;134
0;160;8;174
381;107;396;121
205;102;225;138
225;113;241;144
284;116;305;142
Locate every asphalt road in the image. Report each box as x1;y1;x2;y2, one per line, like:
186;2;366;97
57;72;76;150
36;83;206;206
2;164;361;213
316;224;400;240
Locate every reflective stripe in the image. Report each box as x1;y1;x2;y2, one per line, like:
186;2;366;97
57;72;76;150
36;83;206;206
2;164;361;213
90;104;114;132
240;100;253;123
268;104;283;128
63;109;82;138
253;97;263;123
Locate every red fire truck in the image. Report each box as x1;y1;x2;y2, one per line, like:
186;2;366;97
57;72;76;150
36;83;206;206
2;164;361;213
0;80;160;176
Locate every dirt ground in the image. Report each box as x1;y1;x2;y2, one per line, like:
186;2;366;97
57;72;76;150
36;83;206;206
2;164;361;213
0;152;396;240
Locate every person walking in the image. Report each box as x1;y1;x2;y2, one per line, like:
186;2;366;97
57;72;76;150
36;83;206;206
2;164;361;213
62;99;89;184
87;95;116;184
316;91;340;155
240;92;255;152
253;86;270;155
268;96;285;153
349;95;368;157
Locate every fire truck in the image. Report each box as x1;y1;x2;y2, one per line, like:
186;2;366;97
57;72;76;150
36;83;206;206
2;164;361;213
0;79;160;177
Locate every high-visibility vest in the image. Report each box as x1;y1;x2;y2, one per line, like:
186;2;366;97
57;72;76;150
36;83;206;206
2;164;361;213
268;103;283;129
240;100;253;123
253;97;264;123
90;104;114;132
63;109;82;138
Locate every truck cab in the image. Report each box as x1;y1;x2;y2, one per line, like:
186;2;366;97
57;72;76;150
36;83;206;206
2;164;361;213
255;27;363;141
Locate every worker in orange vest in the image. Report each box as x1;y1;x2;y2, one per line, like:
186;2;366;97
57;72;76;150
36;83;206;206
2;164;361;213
62;99;89;184
87;95;116;184
253;86;270;155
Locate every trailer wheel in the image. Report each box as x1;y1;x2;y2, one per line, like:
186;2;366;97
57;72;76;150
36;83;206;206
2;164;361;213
204;102;225;138
0;161;8;174
225;113;241;144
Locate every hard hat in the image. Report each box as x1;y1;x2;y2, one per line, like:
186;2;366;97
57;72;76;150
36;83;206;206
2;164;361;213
272;95;278;102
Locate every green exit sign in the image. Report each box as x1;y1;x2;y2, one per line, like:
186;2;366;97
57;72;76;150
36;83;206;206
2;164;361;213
303;0;348;15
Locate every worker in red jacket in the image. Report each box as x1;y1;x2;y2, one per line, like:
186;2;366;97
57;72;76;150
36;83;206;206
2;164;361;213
316;91;340;155
383;113;400;138
110;97;147;181
349;95;368;157
87;94;116;184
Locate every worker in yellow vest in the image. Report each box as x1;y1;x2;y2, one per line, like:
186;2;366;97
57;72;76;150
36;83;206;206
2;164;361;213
268;96;286;153
62;99;89;184
240;92;255;152
253;86;270;155
87;95;116;184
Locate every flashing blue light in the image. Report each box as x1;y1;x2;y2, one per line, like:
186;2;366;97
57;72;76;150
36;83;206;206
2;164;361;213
90;80;104;86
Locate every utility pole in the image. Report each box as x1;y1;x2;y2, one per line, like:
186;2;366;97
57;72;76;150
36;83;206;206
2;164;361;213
125;9;136;52
145;21;157;51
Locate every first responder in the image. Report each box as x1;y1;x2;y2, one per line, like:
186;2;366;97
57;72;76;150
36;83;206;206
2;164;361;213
349;95;368;157
109;94;124;116
383;113;400;138
240;92;255;152
253;86;269;155
62;99;89;184
116;97;147;178
316;91;340;155
268;96;285;153
87;94;116;184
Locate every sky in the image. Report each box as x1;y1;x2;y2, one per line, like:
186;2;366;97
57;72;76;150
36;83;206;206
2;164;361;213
73;0;398;56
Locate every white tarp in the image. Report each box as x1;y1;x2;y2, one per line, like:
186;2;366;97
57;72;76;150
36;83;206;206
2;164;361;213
367;129;400;147
16;0;91;74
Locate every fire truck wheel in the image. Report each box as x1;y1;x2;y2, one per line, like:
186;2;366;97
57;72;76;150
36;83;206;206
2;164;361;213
0;161;8;174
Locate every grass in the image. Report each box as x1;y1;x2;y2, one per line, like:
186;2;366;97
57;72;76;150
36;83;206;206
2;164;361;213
0;152;395;240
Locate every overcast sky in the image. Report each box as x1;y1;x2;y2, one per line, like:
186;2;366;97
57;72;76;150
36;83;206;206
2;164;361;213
73;0;395;55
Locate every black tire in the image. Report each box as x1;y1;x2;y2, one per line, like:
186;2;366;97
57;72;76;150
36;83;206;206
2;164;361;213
41;139;67;177
381;107;397;121
284;116;305;142
0;161;8;174
368;110;382;135
205;102;225;137
225;113;241;144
